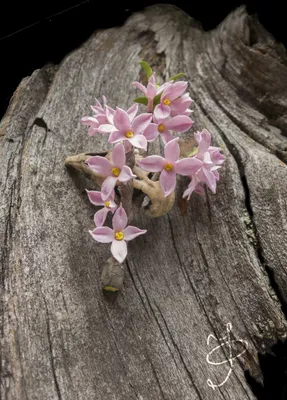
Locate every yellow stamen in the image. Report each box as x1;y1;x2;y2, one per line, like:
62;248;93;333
158;124;165;132
125;131;134;138
111;167;120;177
115;231;124;241
165;163;173;171
163;98;171;106
104;201;111;208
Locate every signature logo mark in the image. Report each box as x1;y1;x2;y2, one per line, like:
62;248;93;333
206;322;248;389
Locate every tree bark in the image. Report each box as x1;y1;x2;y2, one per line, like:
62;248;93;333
1;5;287;399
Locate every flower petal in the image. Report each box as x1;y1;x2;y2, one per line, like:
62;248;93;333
86;190;104;206
94;208;110;227
198;168;217;193
108;130;125;143
132;113;152;135
114;107;131;131
165;115;193;133
210;150;225;165
159;169;177;197
105;106;115;125
170;96;193;116
97;124;117;134
118;165;136;182
164;137;180;162
195;129;211;155
123;226;147;241
143;123;159;142
109;198;117;209
96;114;108;125
111;240;127;263
86;156;112;176
137;156;165;172
175;158;202;176
128;134;148;150
160;131;175;144
146;78;157;99
101;176;118;200
183;177;201;200
132;81;147;95
81;116;99;127
89;227;114;243
162;81;188;101
154;103;170;120
112;205;128;231
156;81;171;95
127;104;138;122
111;143;126;167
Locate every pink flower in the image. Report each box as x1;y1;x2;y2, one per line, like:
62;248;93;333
97;106;152;150
154;81;188;120
86;189;117;227
170;92;193;117
182;176;205;200
183;129;225;199
143;114;193;144
137;138;202;197
86;143;136;201
132;73;170;112
90;205;147;263
81;96;114;136
81;116;100;136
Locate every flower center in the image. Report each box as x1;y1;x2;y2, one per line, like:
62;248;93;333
163;98;171;106
111;167;121;177
125;131;134;138
158;124;165;132
104;201;111;208
165;163;173;171
115;231;124;241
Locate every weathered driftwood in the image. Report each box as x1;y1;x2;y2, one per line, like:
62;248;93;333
1;5;287;399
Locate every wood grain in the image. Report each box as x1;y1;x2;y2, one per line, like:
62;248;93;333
1;5;287;399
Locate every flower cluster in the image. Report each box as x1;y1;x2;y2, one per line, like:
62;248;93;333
81;61;225;264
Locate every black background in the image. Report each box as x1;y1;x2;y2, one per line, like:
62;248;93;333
0;0;285;118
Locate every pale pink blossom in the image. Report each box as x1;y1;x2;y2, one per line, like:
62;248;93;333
183;129;225;199
90;205;147;263
137;138;202;197
86;189;117;227
154;81;188;120
143;114;193;144
81;116;100;136
81;96;113;136
170;92;193;117
86;143;136;201
132;73;170;112
97;106;152;150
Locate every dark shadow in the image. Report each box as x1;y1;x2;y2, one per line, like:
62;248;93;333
245;339;287;400
0;0;286;119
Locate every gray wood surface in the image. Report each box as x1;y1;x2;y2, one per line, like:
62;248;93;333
1;5;287;399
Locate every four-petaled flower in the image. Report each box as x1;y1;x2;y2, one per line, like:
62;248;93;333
86;189;117;227
183;129;225;199
154;81;188;120
86;143;136;201
143;114;193;144
97;106;152;150
90;205;147;263
137;138;202;197
81;96;111;136
132;73;170;112
170;92;193;118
